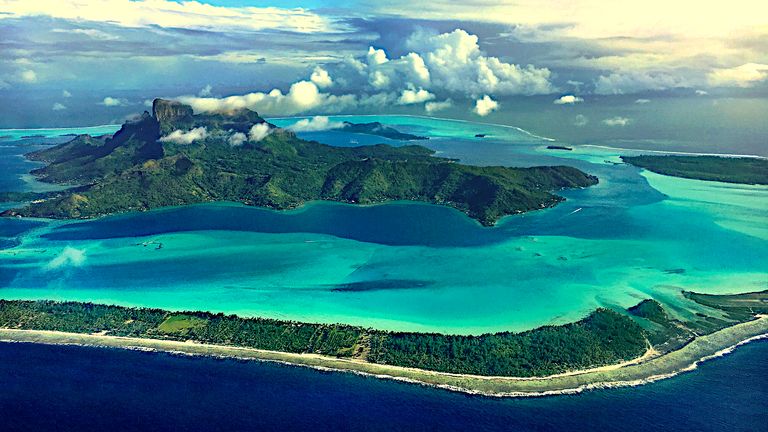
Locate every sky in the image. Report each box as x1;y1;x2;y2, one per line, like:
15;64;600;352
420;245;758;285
0;0;767;150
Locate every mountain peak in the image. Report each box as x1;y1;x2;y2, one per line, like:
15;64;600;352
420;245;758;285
152;99;194;130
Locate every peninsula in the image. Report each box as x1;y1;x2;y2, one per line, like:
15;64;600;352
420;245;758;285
622;155;768;185
340;121;428;140
0;99;597;226
0;290;765;396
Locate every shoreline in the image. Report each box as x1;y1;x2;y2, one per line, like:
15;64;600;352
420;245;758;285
2;315;766;398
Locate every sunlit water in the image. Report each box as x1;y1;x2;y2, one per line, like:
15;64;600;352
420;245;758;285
0;117;766;333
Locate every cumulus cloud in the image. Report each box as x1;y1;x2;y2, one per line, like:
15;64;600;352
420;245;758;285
397;88;435;105
362;48;431;90
327;28;552;102
403;29;554;96
248;123;271;142
602;116;631;127
288;116;345;132
310;66;333;88
52;102;67;111
695;90;709;95
159;127;208;144
474;95;498;116
62;89;72;98
46;247;86;270
635;98;651;104
101;96;127;107
707;63;768;88
425;99;453;114
228;132;247;146
177;80;356;116
553;95;583;105
173;29;555;117
573;114;588;127
199;84;212;97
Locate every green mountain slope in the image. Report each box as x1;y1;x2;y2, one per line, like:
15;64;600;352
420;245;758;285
3;99;598;225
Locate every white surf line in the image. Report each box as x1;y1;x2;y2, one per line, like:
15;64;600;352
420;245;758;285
266;114;558;142
582;144;768;160
567;208;583;215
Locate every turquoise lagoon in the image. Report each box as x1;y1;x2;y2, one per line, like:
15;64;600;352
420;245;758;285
0;117;766;334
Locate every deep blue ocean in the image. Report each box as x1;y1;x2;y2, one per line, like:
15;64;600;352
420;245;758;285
1;340;767;432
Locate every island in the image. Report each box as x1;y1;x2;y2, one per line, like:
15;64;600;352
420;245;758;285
0;290;765;396
340;121;428;140
622;155;768;185
0;99;598;226
546;145;573;151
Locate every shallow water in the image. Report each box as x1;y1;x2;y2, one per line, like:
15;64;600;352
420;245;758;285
0;117;766;333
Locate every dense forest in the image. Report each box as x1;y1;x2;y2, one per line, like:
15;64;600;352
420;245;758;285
0;300;645;377
622;155;768;185
2;292;763;377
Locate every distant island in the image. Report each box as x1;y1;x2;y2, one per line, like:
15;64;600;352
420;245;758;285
622;155;768;185
340;121;428;140
1;99;598;226
0;290;765;396
547;145;573;151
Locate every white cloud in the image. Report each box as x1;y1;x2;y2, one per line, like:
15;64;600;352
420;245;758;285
573;114;588;127
178;80;357;116
425;99;453;114
199;84;212;97
397;88;435;105
369;1;766;40
159;127;208;144
101;96;127;107
171;28;557;117
310;66;333;88
228;132;247;146
634;98;651;104
288;116;345;132
602;116;631;127
594;72;690;94
403;29;554;96
62;89;72;98
52;28;118;40
0;0;339;34
553;95;583;105
333;29;552;103
19;69;37;83
248;123;271;142
707;63;768;88
474;95;498;116
52;102;67;111
695;89;709;95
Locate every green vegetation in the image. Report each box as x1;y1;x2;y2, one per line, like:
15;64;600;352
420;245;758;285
157;315;207;333
340;121;428;140
1;99;598;226
0;291;765;379
684;290;768;321
0;300;644;377
366;308;647;376
622;155;768;185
